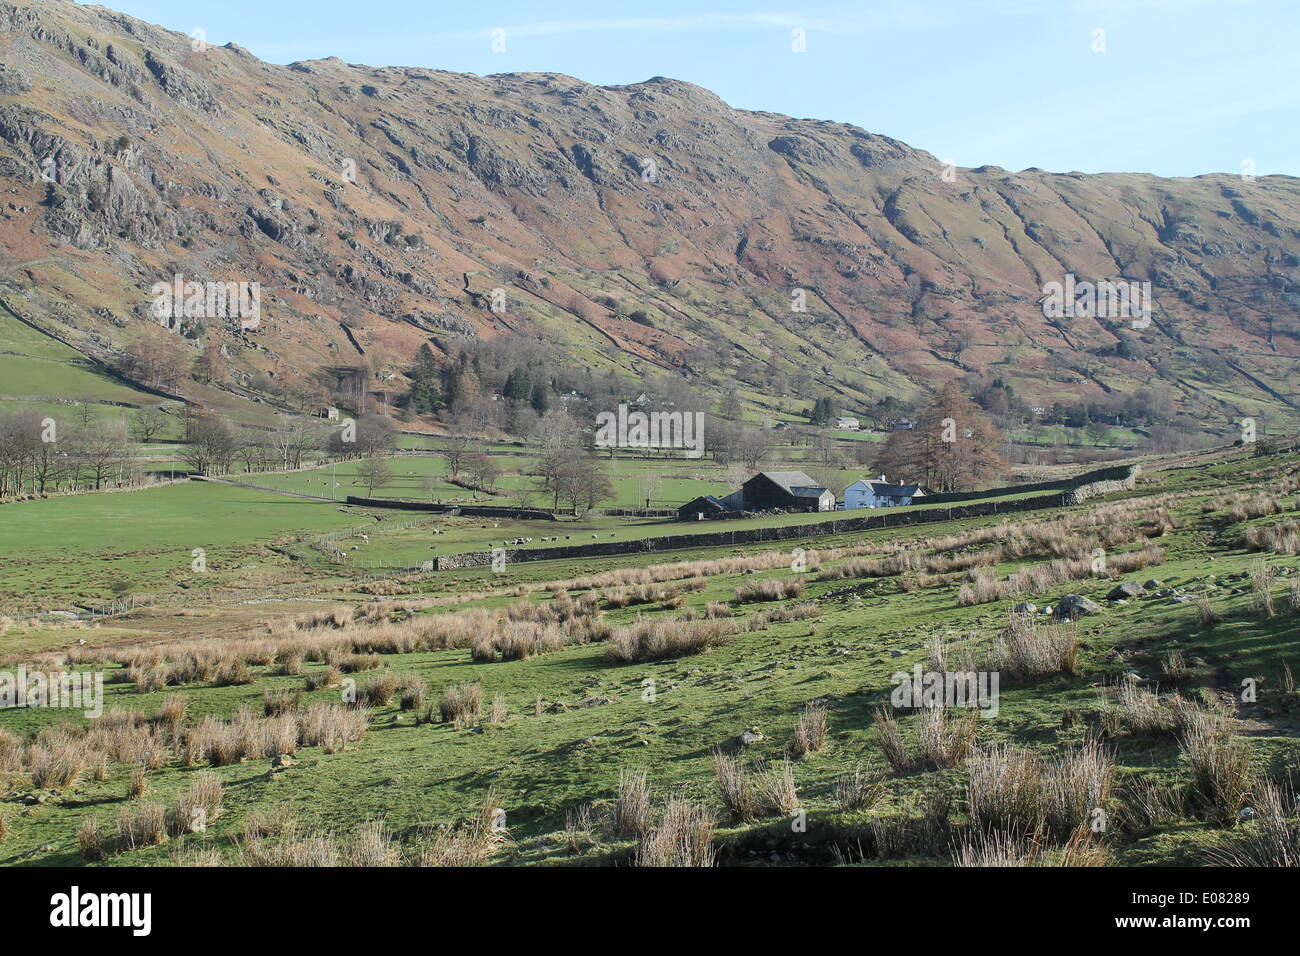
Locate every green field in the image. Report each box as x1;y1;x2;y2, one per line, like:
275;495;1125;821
240;452;867;511
0;482;369;608
1;447;1298;869
0;307;159;407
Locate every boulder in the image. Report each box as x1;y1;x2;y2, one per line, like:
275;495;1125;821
1107;581;1147;601
1013;602;1037;615
1056;594;1102;620
739;728;764;746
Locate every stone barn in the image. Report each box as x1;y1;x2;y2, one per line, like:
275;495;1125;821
737;471;835;512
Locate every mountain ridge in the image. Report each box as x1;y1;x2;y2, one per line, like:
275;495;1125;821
1;0;1297;434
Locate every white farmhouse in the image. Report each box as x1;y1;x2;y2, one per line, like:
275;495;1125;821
835;416;861;431
844;474;927;509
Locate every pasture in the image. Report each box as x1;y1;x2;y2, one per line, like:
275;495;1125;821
0;446;1297;868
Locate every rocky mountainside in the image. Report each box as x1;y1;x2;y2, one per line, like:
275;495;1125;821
1;0;1297;428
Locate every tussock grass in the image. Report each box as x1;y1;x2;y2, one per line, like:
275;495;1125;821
953;826;1111;867
1249;559;1278;616
966;744;1043;837
472;621;568;662
634;798;716;867
957;539;1166;608
874;706;978;774
437;681;483;727
564;803;596;854
345;820;401;867
1240;519;1298;555
987;614;1078;682
168;771;223;836
416;789;506;866
303;665;342;691
751;602;820;628
734;578;805;603
1041;738;1116;840
1180;709;1252;825
127;766;149;800
753;758;800;815
1193;593;1222;626
1103;680;1203;738
116;801;167;850
611;767;653;839
263;687;302;716
77;817;106;862
712;748;758;822
869;790;952;859
358;671;401;706
1115;777;1185;835
400;677;428;711
605;616;739;663
237;831;340;867
833;762;885;811
787;702;829;758
1162;648;1189;682
297;703;369;753
158;693;188;728
27;739;84;791
1208;781;1300;866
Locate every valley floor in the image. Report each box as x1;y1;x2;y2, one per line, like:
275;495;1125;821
0;447;1297;867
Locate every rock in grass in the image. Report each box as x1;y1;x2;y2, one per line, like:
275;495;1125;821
1013;602;1037;615
1107;581;1147;601
739;728;763;746
1056;594;1102;620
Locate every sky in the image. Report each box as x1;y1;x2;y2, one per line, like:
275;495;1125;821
82;0;1300;178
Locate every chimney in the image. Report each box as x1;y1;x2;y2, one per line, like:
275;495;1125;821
878;474;886;483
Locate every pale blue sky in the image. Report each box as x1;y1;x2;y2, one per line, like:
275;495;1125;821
85;0;1300;178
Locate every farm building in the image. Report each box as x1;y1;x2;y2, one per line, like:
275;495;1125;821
677;495;729;521
735;471;835;512
835;416;861;431
844;475;927;509
674;472;835;520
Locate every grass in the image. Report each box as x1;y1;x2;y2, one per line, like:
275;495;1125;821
0;306;158;406
0;482;370;609
0;446;1297;866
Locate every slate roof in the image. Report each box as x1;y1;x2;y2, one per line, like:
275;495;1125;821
869;482;924;498
758;471;820;494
